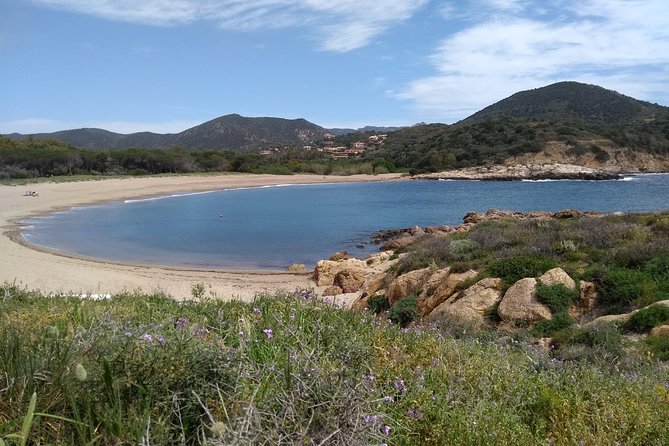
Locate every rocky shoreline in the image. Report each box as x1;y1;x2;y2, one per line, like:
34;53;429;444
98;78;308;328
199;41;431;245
413;163;622;181
312;208;669;343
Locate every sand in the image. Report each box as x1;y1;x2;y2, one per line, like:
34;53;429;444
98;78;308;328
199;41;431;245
0;173;402;301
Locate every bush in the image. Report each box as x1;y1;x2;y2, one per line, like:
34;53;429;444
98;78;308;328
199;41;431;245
532;312;575;337
485;255;557;287
645;335;669;361
567;322;624;356
622;304;669;333
388;295;418;327
599;267;657;310
367;295;390;314
535;283;578;314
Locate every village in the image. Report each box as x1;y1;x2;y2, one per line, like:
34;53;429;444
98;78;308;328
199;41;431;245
259;133;388;159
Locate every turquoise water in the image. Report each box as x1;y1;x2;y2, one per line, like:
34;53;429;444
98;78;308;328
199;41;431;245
21;174;669;270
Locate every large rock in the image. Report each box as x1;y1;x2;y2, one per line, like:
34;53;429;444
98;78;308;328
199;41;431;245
386;268;432;306
361;273;388;297
313;259;367;287
650;325;669;337
538;268;575;290
498;278;552;324
322;286;343;297
334;269;366;293
426;278;503;327
417;269;478;316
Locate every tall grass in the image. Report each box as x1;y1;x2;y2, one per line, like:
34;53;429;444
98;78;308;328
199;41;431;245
1;283;668;445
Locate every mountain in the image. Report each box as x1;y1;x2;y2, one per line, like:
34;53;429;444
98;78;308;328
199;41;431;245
370;81;669;173
7;114;330;151
459;81;668;126
326;125;406;136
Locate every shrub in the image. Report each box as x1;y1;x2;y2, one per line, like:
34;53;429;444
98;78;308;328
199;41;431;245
622;304;669;333
367;295;390;315
599;267;657;310
535;283;578;314
388;295;418;327
567;322;624;357
532;312;575;337
645;335;669;361
485;255;557;287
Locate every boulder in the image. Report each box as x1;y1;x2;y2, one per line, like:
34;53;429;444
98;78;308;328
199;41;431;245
322;286;343;296
364;251;393;267
329;251;350;261
426;277;503;327
382;233;419;251
286;263;307;272
650;325;669;337
586;311;637;327
360;273;388;297
552;209;583;219
498;278;552;324
386;268;432;306
313;259;367;287
418;269;478;316
334;269;366;294
538;268;575;290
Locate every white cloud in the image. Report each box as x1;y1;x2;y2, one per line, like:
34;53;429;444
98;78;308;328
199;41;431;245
398;0;669;122
0;118;200;134
30;0;427;52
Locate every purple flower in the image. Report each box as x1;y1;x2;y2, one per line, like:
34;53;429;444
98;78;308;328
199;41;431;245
393;377;407;394
382;396;394;403
380;425;391;437
253;307;262;315
262;328;273;339
140;333;153;343
175;317;188;330
407;407;424;420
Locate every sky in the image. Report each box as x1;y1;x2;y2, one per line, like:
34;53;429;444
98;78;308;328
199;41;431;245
1;0;668;134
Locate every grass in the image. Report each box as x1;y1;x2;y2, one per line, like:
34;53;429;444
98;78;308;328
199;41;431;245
1;283;669;445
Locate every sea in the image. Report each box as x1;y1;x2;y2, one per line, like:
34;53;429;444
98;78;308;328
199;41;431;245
20;174;669;270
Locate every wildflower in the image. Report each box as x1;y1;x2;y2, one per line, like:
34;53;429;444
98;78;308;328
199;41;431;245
157;335;166;345
262;328;273;339
380;425;391;437
253;307;262;315
393;376;407;394
175;317;188;330
363;414;381;427
140;333;154;343
75;363;88;381
407;407;424;420
383;396;394;403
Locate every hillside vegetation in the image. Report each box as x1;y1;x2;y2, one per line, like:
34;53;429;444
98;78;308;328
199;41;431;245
359;82;669;173
1;285;668;445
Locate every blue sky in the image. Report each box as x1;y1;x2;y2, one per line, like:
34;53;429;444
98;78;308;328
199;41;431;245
2;0;668;134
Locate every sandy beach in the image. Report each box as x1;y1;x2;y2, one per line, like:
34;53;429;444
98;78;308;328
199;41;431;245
0;173;401;301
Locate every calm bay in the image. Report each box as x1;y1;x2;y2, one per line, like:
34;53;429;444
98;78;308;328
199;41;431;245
21;174;669;270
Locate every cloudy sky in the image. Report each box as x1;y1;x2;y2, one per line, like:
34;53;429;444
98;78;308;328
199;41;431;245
1;0;668;133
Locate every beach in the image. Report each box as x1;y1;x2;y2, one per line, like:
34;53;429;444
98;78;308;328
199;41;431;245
0;173;401;300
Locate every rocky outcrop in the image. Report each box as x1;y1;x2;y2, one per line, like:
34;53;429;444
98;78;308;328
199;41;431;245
313;259;367;287
386;268;432;306
333;269;366;293
414;163;621;181
498;278;552;324
569;281;598;322
418;269;478;316
323;286;343;297
426;278;503;327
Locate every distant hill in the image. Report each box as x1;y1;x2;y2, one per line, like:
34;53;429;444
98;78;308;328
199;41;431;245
7;114;330;151
368;82;669;173
326;125;406;136
459;81;667;126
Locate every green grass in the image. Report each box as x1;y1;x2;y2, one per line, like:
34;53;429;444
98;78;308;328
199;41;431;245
1;283;668;445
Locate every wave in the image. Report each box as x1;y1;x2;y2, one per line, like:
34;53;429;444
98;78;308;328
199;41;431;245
122;183;320;204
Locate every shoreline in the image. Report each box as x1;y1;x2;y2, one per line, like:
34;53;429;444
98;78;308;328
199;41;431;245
0;173;402;300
